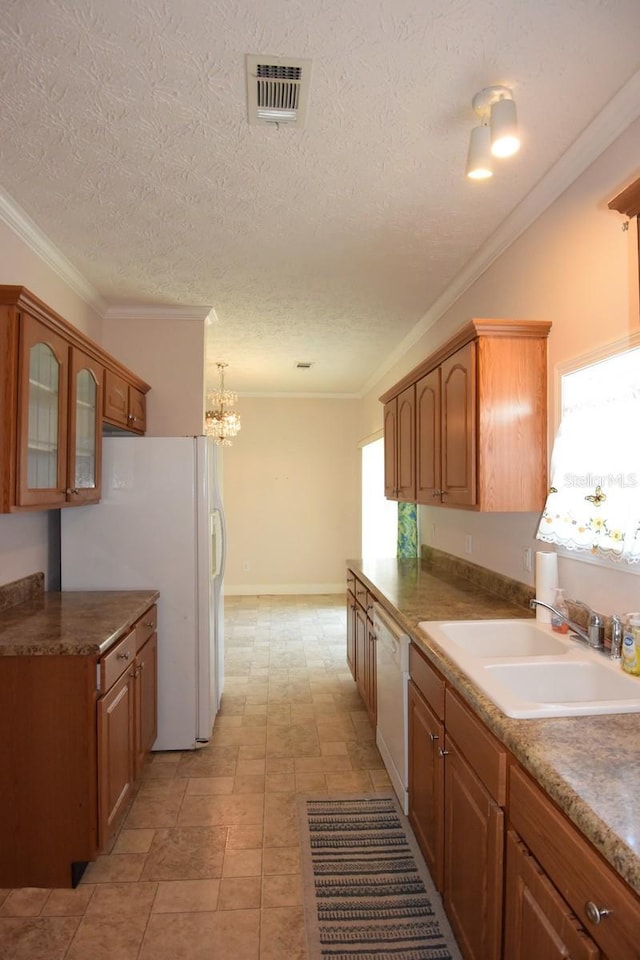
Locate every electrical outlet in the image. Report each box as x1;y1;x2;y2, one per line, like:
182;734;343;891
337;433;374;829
464;534;473;555
241;560;250;572
522;547;532;572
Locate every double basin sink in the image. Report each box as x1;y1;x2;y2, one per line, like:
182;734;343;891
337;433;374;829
417;618;640;719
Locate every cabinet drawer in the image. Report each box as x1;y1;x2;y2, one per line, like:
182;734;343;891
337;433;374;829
445;689;507;805
136;605;157;652
100;629;136;693
409;644;445;720
509;765;640;960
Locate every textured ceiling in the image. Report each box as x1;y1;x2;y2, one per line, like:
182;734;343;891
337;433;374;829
0;0;639;395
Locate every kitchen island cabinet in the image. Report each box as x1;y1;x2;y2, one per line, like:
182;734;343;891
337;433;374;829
0;587;159;888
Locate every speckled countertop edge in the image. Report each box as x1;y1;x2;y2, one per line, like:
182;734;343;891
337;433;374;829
0;589;160;657
348;556;640;898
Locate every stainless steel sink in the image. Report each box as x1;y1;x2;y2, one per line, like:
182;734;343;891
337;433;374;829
417;619;640;719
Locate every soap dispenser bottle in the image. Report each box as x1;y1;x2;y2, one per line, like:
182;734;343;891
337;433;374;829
551;588;569;634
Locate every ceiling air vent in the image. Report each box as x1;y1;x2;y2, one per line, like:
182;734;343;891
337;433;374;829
296;361;313;369
246;54;312;127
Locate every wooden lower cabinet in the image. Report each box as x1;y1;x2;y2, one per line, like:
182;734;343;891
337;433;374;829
97;662;136;849
0;602;158;888
407;679;444;890
504;830;600;960
346;570;376;722
134;632;158;776
443;737;504;960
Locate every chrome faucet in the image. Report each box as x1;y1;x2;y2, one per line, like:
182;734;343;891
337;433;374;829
529;599;591;645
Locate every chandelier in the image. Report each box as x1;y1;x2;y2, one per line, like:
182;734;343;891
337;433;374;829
205;363;241;446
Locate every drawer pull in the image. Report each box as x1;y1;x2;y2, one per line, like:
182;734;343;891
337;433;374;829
429;733;439;742
438;747;449;757
585;901;611;925
144;621;154;627
117;651;131;661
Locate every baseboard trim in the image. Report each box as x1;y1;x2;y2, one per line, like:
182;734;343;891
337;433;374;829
225;583;344;597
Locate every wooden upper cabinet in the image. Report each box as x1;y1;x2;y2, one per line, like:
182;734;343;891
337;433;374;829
384;385;415;501
68;347;103;505
103;370;147;434
380;319;551;512
16;313;70;508
441;341;476;507
383;399;398;498
416;367;440;503
0;285;151;512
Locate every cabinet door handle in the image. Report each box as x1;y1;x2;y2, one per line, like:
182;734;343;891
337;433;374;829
117;651;130;661
65;488;79;496
139;661;145;670
429;733;439;742
144;621;154;627
438;747;449;757
432;489;441;497
585;901;611;925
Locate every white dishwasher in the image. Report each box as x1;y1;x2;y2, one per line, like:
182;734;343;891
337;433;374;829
373;603;410;814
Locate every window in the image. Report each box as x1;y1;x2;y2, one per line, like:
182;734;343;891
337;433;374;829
361;436;397;559
536;337;640;566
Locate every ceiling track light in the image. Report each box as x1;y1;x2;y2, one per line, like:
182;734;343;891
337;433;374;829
466;84;520;180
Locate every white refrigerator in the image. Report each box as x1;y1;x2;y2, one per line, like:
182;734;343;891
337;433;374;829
61;435;226;751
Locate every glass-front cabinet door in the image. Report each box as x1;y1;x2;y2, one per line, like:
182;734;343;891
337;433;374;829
17;313;69;507
68;348;103;503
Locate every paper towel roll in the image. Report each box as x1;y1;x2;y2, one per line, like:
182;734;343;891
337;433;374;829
534;551;558;623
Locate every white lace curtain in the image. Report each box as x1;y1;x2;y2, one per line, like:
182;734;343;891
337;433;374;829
536;365;640;563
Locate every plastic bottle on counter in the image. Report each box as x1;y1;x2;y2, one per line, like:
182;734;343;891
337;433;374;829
550;588;569;634
621;613;640;676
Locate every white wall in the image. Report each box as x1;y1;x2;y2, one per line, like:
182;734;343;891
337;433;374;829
360;118;640;615
223;397;361;594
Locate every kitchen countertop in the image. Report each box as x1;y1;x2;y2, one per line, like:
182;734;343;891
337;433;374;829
348;556;640;897
0;589;160;657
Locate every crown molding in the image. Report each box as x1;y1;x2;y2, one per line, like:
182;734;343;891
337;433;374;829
0;187;106;314
239;391;360;399
103;304;214;322
360;67;640;400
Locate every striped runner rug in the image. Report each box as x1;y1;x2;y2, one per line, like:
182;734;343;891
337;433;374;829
298;796;462;960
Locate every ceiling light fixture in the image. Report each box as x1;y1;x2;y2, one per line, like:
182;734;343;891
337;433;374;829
205;363;241;446
466;85;520;180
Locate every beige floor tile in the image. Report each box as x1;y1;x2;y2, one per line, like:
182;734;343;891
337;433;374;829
295;772;327;794
123;794;183;830
66;914;148;960
266;757;295;775
265;772;296;792
0;917;79;960
238;744;267;761
320;741;349;756
226;824;264;849
261;874;302;908
346;740;386;769
325;770;375;793
222;848;263;878
233;774;266;794
152;879;220;913
185;776;235;796
236;758;266;776
295;755;352;774
218;877;261;910
260;905;307;960
178;793;264;827
41;885;95;917
80;854;145;884
139;908;260;960
136;778;187;799
141;826;226;881
111;828;156;854
262;845;301;875
85;881;157;917
369;768;393;789
0;887;50;917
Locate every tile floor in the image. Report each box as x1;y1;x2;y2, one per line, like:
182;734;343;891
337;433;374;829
0;594;392;960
